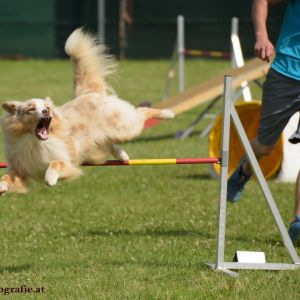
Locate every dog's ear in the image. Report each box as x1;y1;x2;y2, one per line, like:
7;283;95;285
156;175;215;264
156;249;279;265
2;101;21;114
45;97;53;106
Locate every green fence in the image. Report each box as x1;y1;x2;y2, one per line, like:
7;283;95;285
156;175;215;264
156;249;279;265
0;0;287;59
0;0;56;58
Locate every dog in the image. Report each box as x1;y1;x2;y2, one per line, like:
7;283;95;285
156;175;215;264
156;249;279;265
0;28;174;195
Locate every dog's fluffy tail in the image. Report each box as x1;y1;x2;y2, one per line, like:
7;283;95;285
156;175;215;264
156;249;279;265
65;28;115;97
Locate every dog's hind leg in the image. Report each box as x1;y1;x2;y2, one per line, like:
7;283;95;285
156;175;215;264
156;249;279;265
111;144;129;161
45;161;82;187
0;172;27;195
137;107;175;120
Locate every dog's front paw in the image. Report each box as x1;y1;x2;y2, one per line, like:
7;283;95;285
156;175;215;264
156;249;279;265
0;181;8;196
119;150;129;161
112;145;130;161
162;109;175;119
45;169;59;187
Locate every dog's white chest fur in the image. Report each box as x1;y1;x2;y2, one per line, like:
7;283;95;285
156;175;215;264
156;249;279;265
5;134;69;180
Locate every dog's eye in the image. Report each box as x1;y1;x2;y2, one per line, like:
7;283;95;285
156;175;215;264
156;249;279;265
26;107;36;114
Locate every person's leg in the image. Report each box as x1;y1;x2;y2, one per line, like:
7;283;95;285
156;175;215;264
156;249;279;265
288;112;300;144
241;138;275;176
227;138;275;202
288;170;300;242
228;68;300;203
294;171;300;216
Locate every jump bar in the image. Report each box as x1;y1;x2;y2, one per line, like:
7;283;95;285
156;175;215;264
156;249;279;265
184;49;231;59
83;158;220;166
0;158;220;169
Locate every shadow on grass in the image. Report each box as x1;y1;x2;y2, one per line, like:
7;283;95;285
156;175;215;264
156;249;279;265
86;228;291;249
238;236;287;247
130;130;202;144
0;264;31;273
132;133;175;143
86;228;214;239
176;173;212;180
100;259;209;270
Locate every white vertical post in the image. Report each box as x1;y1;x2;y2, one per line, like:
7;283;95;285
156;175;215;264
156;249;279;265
215;76;232;270
231;17;252;102
177;15;185;92
230;17;239;68
98;0;105;43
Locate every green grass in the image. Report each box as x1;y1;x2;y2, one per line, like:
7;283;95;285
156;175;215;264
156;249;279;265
0;58;299;299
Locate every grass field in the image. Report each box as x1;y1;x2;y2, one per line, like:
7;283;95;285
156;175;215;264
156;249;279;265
0;58;299;299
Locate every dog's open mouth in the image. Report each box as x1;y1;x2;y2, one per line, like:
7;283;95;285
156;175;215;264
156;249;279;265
35;118;52;140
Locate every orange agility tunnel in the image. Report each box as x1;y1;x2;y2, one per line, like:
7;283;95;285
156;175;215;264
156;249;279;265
209;101;283;179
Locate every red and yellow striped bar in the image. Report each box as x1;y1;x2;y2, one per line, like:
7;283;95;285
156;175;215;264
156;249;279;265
84;157;220;166
184;49;231;59
0;162;7;168
0;158;220;169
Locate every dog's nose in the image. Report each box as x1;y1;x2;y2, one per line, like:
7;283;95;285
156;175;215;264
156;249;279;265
42;108;49;114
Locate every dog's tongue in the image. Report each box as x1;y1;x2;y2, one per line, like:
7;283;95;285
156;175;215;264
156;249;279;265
37;126;49;140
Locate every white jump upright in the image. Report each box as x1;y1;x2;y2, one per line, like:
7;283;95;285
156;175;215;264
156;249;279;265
97;0;105;44
176;16;248;97
230;17;252;102
209;75;300;276
177;15;185;93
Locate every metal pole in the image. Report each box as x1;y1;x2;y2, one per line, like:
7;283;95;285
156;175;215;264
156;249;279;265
177;15;185;92
215;76;232;269
97;0;105;43
230;18;238;68
162;41;178;99
119;0;127;60
230;17;252;102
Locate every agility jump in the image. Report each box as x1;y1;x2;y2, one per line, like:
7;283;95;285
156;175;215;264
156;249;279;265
147;17;260;131
164;16;246;97
0;76;297;276
0;75;298;276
